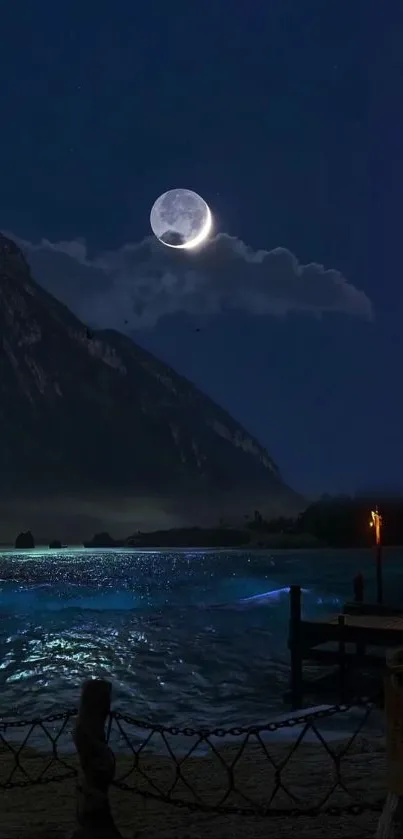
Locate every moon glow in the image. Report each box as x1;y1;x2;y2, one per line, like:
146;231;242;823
150;188;212;249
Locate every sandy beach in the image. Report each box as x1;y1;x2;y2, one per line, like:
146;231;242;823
0;731;386;838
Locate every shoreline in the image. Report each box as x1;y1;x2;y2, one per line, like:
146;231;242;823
2;543;403;552
0;733;386;838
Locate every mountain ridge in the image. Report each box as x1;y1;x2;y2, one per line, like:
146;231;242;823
0;232;303;537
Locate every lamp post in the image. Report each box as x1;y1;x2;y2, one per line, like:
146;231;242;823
370;507;383;605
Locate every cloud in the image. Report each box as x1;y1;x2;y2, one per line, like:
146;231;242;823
11;231;373;329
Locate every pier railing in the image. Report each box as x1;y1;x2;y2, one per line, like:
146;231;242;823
0;685;386;835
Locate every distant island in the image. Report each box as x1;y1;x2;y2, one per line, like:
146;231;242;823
83;530;320;549
83;527;274;549
15;531;35;549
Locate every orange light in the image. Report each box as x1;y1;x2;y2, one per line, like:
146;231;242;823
370;508;382;545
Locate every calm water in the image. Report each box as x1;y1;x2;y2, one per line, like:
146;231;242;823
0;547;401;727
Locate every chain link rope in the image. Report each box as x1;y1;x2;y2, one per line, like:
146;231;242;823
0;693;385;818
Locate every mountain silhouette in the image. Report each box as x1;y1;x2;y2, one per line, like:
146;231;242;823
0;232;302;530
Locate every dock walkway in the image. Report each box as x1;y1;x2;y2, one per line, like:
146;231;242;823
288;585;403;708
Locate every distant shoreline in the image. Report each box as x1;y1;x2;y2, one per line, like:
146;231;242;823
1;536;403;551
1;530;322;551
84;532;323;550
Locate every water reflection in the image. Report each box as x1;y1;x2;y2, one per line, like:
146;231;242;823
0;547;401;726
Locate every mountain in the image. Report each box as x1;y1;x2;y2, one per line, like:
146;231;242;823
0;233;302;538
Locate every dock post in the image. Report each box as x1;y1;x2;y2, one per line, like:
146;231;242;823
376;542;384;606
376;647;403;838
338;614;346;703
289;585;302;709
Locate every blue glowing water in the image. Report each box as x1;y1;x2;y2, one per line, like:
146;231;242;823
0;547;401;727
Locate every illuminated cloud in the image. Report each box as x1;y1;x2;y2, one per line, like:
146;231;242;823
11;231;373;329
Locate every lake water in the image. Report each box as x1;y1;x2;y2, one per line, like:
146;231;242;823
0;547;400;728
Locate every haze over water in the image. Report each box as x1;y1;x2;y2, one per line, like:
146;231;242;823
0;548;401;728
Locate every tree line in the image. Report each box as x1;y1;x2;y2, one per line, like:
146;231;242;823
247;495;403;547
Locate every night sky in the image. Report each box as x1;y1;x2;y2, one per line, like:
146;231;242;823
1;1;402;499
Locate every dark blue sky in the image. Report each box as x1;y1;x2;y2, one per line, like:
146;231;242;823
1;0;402;498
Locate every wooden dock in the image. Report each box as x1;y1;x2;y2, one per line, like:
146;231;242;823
287;584;403;708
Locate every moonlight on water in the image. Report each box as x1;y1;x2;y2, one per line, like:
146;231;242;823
150;188;212;249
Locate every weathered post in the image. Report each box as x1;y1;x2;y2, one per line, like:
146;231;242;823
289;585;302;709
353;571;364;604
72;679;122;839
376;647;403;838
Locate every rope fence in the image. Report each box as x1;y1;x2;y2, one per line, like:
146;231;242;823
5;646;403;837
0;691;386;818
109;695;386;819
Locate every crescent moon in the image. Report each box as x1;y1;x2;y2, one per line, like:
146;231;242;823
166;203;212;250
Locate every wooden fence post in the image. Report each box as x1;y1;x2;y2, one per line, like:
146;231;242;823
72;679;122;839
376;648;403;838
